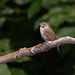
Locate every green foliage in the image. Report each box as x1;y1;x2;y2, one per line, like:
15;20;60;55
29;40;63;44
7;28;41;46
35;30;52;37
0;0;75;75
11;68;27;75
0;39;11;50
27;0;41;18
34;6;70;29
15;56;32;63
1;8;14;15
0;64;11;75
42;0;59;9
57;26;75;38
0;17;6;27
13;0;32;5
0;39;13;55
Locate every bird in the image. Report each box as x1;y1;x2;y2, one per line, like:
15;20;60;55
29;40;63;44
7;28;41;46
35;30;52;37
39;22;59;52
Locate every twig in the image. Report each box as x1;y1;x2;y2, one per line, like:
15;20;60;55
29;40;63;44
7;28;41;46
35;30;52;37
0;36;75;64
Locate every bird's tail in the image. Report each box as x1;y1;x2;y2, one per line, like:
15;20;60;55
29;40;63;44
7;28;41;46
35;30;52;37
57;46;60;53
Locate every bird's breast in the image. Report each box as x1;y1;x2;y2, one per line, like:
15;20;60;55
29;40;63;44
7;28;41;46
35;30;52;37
40;28;49;41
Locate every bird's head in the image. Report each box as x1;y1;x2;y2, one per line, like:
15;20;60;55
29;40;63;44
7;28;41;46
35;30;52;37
39;22;49;28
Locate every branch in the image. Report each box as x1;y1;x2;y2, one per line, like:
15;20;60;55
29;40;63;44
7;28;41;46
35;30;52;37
0;36;75;64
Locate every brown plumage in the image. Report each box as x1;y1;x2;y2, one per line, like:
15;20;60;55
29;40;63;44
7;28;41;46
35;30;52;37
39;22;59;52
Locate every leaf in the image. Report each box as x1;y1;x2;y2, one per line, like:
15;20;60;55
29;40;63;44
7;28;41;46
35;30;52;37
0;17;6;27
42;0;59;9
11;68;27;75
47;14;69;28
0;39;11;50
56;27;75;38
0;64;11;75
48;6;69;16
47;7;69;27
27;0;41;19
15;56;32;63
0;39;12;55
1;8;14;15
13;0;32;5
67;6;75;22
61;0;75;3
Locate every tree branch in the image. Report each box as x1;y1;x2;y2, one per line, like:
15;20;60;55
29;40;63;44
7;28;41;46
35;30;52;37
0;36;75;64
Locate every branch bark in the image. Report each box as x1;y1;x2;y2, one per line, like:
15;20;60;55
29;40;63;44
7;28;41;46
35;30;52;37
0;36;75;64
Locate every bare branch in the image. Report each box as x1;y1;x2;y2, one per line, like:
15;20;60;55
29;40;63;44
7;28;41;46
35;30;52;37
0;36;75;64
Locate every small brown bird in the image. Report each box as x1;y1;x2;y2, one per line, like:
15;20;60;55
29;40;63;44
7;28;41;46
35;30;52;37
39;22;59;52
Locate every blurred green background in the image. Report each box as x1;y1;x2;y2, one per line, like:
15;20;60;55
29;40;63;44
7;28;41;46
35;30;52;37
0;0;75;75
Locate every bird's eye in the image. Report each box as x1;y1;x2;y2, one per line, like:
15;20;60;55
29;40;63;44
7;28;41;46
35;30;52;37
42;25;44;28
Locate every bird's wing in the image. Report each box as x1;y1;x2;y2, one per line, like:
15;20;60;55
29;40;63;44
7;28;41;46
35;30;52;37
45;27;56;41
